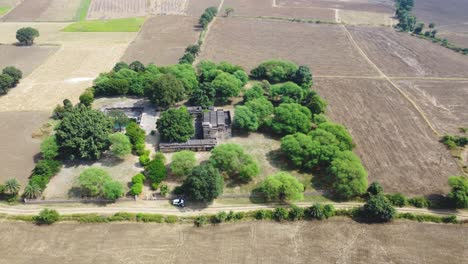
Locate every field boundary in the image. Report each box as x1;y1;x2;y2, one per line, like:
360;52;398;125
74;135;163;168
341;24;441;137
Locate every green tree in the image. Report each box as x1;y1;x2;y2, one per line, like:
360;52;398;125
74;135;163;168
79;88;95;106
113;61;129;72
414;22;424;34
243;85;264;102
102;181;124;201
233;105;259;132
302;90;327;115
170;150;197;178
182;164;224;202
447;176;468;208
55;104;113;160
34;209;60;225
4;178;20;195
161;64;198;95
270;82;304;103
251;60;298;83
260;172;304;202
40;135;59;160
293;65;313;88
23;183;42;199
328;151;368;200
179;52;195;64
0;74;14;94
78;168;112;197
189;82;216;107
108;110;130;131
147;74;185;108
209;144;260;182
245;97;274;126
224;7;234;17
361;194;396;223
145;158;167;184
109;133;132;158
125;122;146;145
157;107;194;143
211;72;242;104
306;204;335;220
318;122;354;151
2;66;22;86
129;61;145;72
367;182;383;196
271;103;312;135
16;27;39;45
185;44;200;55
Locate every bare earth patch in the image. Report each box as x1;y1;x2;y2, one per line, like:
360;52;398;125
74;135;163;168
0;45;59;76
314;78;460;196
86;0;148;20
396;80;468;135
121;15;200;65
186;0;220;17
0;111;49;186
1;0;83;22
199;17;379;75
276;0;395;14
0;219;466;263
347;26;468;77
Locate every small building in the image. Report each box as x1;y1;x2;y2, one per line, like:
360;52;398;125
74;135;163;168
159;108;231;152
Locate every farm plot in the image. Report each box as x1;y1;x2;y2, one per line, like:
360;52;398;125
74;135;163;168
186;0;220;16
221;0;335;21
0;220;466;264
86;0;148;20
198;17;378;76
338;9;396;26
1;0;83;22
276;0;395;14
0;111;50;186
121;15;200;66
0;45;58;76
314;78;460;196
347;26;468;78
150;0;188;15
395;80;468;135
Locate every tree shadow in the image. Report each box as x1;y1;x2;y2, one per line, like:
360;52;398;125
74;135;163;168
68;187;82;198
266;149;291;171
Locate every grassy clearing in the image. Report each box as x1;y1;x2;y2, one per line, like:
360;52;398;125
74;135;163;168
0;6;10;16
63;17;145;32
74;0;91;21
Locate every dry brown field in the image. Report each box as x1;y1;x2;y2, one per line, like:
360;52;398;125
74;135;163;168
199;18;378;75
1;0;51;21
0;45;58;76
0;219;466;263
186;0;220;17
121;15;200;66
437;32;468;48
395;79;468;135
276;0;395;13
221;0;335;21
338;9;396;26
0;111;49;186
314;78;460;195
347;26;468;77
86;0;148;20
150;0;188;15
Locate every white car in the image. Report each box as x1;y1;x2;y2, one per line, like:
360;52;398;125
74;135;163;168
172;198;185;207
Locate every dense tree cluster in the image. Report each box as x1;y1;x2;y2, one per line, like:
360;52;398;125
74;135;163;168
209;144;260;182
0;66;22;95
251;60;312;88
156;107;194;143
179;44;200;64
259;172;304;202
78;168;124;200
447;176;468;208
199;7;217;29
181;163;224;202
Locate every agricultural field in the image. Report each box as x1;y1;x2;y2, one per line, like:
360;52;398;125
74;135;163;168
150;0;188;15
1;0;84;22
121;15;200;65
221;0;335;21
347;26;468;77
0;45;59;76
198;17;378;76
314;78;460;195
0;220;466;263
186;0;220;16
395;80;468;135
276;0;395;14
0;111;50;186
0;0;21;17
86;0;148;20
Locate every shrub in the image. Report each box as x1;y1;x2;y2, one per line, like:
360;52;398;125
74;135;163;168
212;211;227;223
209;144;259;182
139;154;150;166
159;183;169;196
306;204;335;220
132;173;146;184
272;207;289;222
288;205;305;221
130;183;143;195
79;88;95;106
34;209;60;225
234;212;245;221
165;215;178;223
367;182;383;196
361;194;396;223
199;7;217;29
408;197;429;208
109;133;132;158
254;209;272;220
194;215;208;227
40;136;59;160
2;66;22;86
170;150;197;178
145;158;167;184
179;52;195;64
447;176;468;208
102;181;124;201
126;122;146;146
110;212;135;222
33;159;62;178
16;27;39;45
385;193;407;207
136;213;164;223
260;172;304;202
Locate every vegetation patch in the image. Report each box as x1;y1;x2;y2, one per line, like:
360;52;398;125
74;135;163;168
63;17;145;32
74;0;91;21
0;6;10;16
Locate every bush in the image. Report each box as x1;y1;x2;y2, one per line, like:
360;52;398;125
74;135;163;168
367;182;383;196
132;173;146;184
194;215;208;227
212;211;227;223
288;205;305;221
306;204;335;220
272;207;289;222
361;194;396;223
199;7;217;29
260;172;304;202
16;27;39;45
165;215;178;223
408;197;429;208
159;183;169;196
209;144;259;182
139;154;150;166
136;213;164;223
254;209;272;220
130;182;143;195
385;193;407;207
251;60;299;83
447;176;468;208
109;133;132;158
170;150;197;178
102;181;124;201
110;212;135;222
2;66;22;86
79;88;94;106
34;209;60;225
145;158;167;184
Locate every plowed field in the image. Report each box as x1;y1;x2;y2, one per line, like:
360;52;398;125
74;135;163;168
86;0;147;20
1;0;83;22
276;0;395;13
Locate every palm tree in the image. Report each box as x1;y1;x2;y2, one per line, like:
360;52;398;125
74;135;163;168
23;184;42;199
4;178;20;195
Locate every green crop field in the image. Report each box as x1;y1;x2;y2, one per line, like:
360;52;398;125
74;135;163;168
0;6;10;16
63;17;146;32
74;0;91;21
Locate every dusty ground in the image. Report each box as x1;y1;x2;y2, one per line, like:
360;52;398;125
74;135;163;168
199;17;379;75
1;0;82;22
347;26;468;78
0;219;466;264
150;0;188;15
314;78;460;196
221;0;335;21
338;9;396;26
276;0;395;13
396;79;468;135
0;111;49;186
0;22;137;111
86;0;148;20
412;0;468;33
121;15;201;65
0;45;58;76
186;0;220;17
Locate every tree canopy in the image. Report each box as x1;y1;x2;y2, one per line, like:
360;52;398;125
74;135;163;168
209;144;260;182
182;164;224;202
16;27;39;45
361;194;396;223
328;151;368;199
271;103;312;135
170;150;197;178
55;104;113;160
447;176;468;208
156;107;194;143
251;60;299;83
233;105;259;132
78;168;112;197
259;172;304;202
109;133;132;158
146;74;185;108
